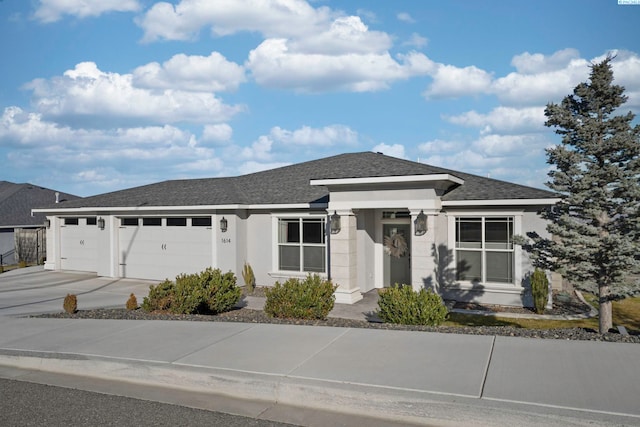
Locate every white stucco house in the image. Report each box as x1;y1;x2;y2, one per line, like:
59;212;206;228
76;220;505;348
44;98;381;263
34;152;558;306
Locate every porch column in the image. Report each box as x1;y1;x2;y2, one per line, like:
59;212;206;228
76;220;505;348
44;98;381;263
410;209;437;292
330;209;362;304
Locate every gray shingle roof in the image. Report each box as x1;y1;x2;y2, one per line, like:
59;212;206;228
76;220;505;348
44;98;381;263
44;152;556;210
0;181;79;227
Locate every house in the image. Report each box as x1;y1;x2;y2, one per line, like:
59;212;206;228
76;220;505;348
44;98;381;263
0;181;78;266
34;152;558;306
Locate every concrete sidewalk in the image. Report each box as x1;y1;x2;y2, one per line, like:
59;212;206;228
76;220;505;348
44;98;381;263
1;269;639;425
0;316;639;426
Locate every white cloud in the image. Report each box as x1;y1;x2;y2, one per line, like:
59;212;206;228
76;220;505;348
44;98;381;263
492;58;590;106
137;0;335;42
241;135;274;161
396;12;415;23
445;106;546;134
132;52;246;92
471;133;546;157
418;133;552;185
511;48;581;74
372;143;406;159
1;106;231;194
34;0;140;23
403;33;428;48
25;62;243;126
421;49;640;108
202;124;233;143
247;39;433;92
289;16;392;55
424;64;493;99
270;125;358;146
417;139;461;156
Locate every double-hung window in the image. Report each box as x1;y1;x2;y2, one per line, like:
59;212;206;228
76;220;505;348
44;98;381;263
455;217;514;284
278;218;326;273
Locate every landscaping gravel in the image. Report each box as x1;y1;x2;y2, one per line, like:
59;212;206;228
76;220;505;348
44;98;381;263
34;306;640;344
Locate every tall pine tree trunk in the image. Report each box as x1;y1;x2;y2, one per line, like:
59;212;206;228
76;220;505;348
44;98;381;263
598;284;612;333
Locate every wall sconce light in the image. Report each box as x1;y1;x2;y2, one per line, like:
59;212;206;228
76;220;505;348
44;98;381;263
330;211;341;234
44;219;51;229
220;216;228;233
414;210;427;236
97;217;105;230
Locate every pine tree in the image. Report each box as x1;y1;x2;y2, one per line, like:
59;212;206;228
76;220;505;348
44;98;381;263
536;57;640;333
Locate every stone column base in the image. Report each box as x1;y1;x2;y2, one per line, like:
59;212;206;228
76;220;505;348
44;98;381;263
334;287;363;304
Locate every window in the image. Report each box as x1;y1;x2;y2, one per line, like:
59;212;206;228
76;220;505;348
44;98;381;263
143;217;162;226
455;217;514;284
167;217;187;226
278;218;326;273
121;218;139;226
191;217;212;227
63;218;78;225
85;217;97;225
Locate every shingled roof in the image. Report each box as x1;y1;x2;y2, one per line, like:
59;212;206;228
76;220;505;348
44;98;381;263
0;181;79;227
43;152;556;210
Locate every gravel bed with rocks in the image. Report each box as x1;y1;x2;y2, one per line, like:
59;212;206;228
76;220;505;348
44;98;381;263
33;305;640;344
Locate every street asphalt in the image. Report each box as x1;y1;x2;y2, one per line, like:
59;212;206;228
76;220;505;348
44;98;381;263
0;267;639;426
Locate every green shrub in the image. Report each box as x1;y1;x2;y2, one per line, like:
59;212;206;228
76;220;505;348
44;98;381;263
376;285;448;326
126;293;138;311
198;268;242;314
142;268;241;315
63;293;77;314
142;279;175;312
264;274;337;320
172;272;206;314
242;262;256;293
531;268;549;314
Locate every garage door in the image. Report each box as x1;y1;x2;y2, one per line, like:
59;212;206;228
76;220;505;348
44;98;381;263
118;217;213;281
60;217;99;272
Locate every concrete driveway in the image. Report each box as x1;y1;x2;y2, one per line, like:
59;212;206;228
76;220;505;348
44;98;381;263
0;267;157;317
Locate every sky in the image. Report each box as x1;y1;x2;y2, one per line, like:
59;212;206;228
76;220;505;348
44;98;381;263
1;0;639;197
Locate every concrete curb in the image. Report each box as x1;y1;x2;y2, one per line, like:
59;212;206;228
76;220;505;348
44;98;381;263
0;351;452;426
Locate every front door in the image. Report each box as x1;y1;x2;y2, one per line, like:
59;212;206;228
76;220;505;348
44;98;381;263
383;223;411;286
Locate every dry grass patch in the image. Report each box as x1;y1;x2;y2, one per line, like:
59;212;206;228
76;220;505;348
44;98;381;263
446;296;640;334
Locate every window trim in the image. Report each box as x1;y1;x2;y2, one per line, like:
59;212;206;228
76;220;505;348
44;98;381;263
446;212;523;288
271;214;328;275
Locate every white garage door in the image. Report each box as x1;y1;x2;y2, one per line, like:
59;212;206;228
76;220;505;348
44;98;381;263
118;217;213;281
60;217;99;272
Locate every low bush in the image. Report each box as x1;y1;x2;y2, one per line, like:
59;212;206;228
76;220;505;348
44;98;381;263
264;274;337;320
531;268;549;314
376;285;448;326
142;279;175;312
199;268;242;314
142;268;241;315
18;260;27;268
126;293;138;311
63;293;78;314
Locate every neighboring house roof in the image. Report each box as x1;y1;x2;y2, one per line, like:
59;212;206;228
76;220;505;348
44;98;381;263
40;152;557;210
0;181;79;228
